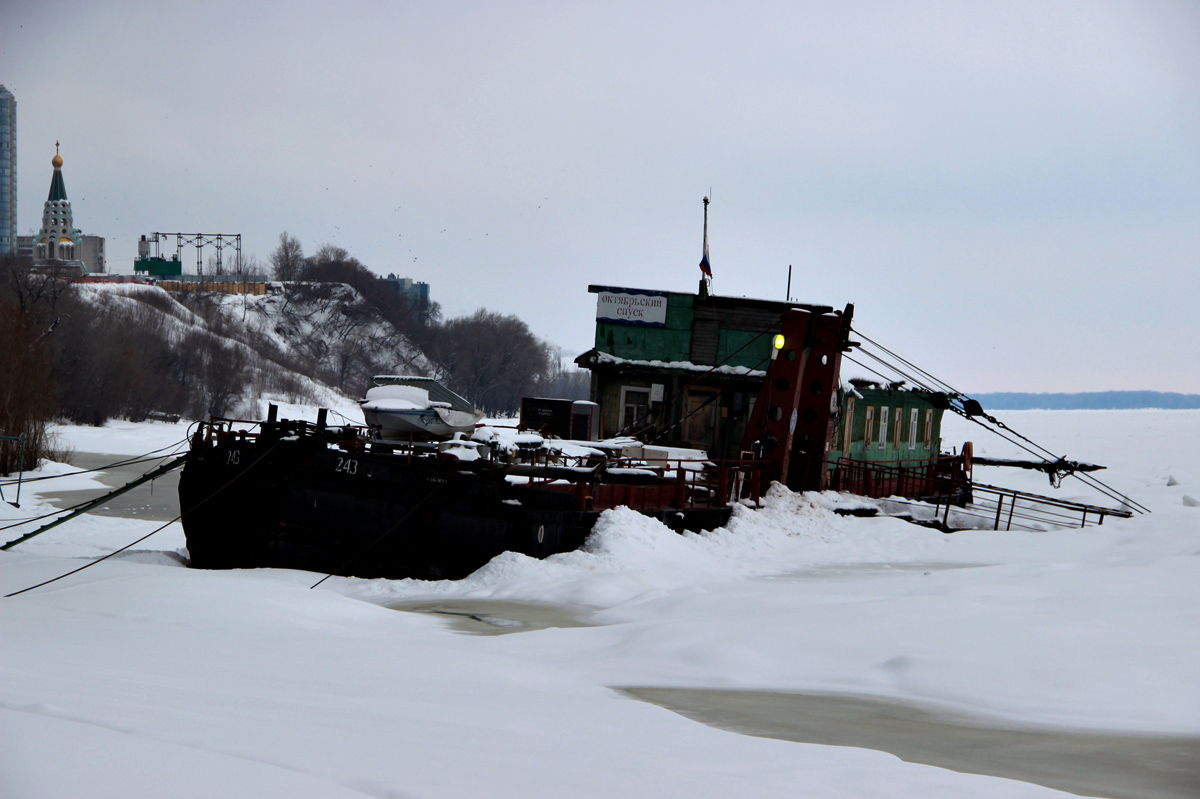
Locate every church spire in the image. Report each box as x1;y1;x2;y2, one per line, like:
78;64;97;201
47;141;67;202
35;142;81;266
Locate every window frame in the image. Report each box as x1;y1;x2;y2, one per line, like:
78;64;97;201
843;396;855;454
619;385;651;433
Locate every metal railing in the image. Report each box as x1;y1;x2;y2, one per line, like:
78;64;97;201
962;482;1132;530
827;456;1132;531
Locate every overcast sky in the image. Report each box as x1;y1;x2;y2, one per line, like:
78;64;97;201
3;1;1198;392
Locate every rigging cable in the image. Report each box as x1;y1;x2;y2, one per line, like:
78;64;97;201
0;449;193;532
0;442;191;487
846;331;1149;514
846;336;1143;510
854;342;1146;512
851;328;962;395
851;347;940;392
841;354;903;388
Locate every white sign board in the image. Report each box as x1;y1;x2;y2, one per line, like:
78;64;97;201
595;288;668;327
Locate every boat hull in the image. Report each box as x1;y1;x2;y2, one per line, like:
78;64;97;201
179;435;732;580
361;406;476;440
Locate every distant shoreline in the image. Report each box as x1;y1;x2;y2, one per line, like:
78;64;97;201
971;392;1200;410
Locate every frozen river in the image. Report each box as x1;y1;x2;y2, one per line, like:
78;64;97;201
38;452;181;521
2;410;1198;798
623;687;1200;799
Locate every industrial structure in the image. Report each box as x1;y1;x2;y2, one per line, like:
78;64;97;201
134;232;256;279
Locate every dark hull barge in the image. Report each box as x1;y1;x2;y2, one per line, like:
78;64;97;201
177;294;1129;583
179;410;740;581
179;303;861;581
179;303;894;581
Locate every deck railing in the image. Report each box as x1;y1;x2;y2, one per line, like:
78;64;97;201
199;417;1131;530
826;456;1131;530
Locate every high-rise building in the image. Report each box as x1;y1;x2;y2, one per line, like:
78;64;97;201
0;85;15;256
379;273;431;312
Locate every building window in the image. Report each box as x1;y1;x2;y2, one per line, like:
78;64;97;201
680;389;719;453
843;397;855;454
878;406;889;449
619;386;651;434
894;407;903;450
924;409;934;450
864;406;875;450
909;408;919;450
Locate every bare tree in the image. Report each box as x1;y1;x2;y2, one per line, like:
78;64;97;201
426;309;554;415
0;256;67;473
270;232;305;282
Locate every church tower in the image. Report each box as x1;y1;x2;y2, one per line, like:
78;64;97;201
34;143;83;269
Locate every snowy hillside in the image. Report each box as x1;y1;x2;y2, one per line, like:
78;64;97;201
184;281;439;388
73;281;436;418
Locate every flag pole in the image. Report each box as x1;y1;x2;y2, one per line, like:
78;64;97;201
699;195;713;297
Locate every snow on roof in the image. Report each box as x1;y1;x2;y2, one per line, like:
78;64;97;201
587;351;766;378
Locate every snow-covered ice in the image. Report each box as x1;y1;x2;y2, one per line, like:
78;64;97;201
2;410;1198;797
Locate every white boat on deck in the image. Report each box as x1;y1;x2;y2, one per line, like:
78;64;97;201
360;376;484;440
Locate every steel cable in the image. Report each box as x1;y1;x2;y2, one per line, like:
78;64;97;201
845;335;1148;514
4;441;281;598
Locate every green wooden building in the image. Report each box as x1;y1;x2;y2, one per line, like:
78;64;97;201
830;380;943;464
575;285;831;459
575;285;948;481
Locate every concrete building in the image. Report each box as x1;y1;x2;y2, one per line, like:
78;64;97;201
378;273;430;312
0;85;15;256
79;234;105;274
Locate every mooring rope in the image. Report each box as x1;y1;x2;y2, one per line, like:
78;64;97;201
0;446;193;532
0;441;190;487
3;440;281;599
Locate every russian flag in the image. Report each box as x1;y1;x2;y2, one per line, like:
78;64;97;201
699;249;712;278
